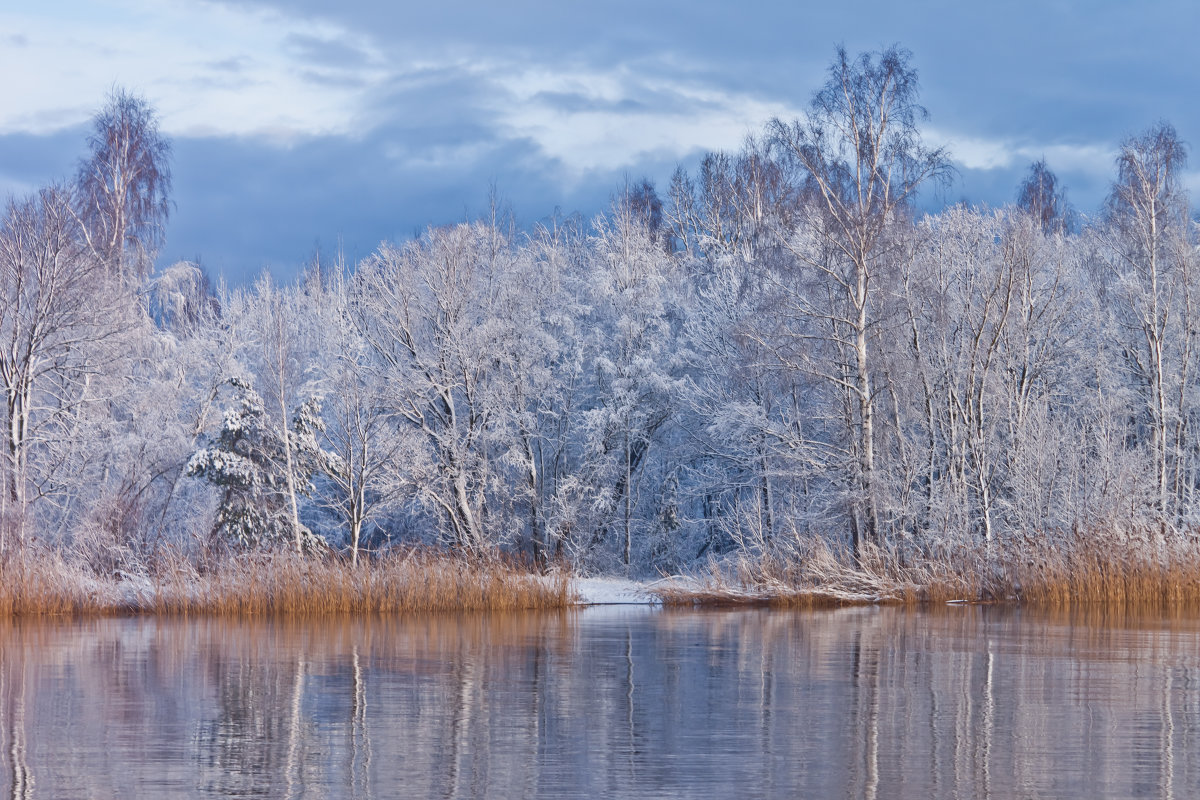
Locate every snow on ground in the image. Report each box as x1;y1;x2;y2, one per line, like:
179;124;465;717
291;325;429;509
572;576;685;606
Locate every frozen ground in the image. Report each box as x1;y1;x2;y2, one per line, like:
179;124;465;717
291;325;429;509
113;570;683;610
571;576;698;606
572;577;659;605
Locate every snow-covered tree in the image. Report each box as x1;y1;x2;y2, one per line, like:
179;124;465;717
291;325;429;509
308;273;415;564
74;87;171;281
578;199;683;568
0;185;141;551
770;45;951;558
187;377;330;551
1097;122;1198;528
353;222;509;554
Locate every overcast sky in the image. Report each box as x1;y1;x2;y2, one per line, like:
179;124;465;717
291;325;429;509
3;0;1200;283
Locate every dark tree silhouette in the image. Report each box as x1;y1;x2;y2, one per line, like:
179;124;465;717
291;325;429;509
1017;159;1072;235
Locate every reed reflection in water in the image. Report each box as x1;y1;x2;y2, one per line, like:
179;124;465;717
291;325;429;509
2;605;1200;798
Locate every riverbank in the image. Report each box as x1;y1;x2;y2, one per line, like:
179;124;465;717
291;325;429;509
0;549;572;616
5;533;1200;616
655;535;1200;609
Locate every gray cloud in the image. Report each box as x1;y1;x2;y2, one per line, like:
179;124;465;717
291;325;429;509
297;69;370;90
14;0;1200;284
216;0;1200;150
530;91;651;115
0;128;87;193
283;32;373;70
206;56;252;74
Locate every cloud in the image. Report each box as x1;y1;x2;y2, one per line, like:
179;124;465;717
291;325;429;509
283;32;373;70
0;175;38;199
928;126;1115;176
155;126;640;283
1;1;806;179
11;0;1200;284
206;56;252;74
0;127;89;201
0;0;389;141
481;65;801;182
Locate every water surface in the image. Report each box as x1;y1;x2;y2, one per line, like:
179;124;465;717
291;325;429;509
3;605;1200;798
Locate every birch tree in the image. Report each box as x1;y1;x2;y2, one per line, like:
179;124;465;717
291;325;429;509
74;88;172;280
1099;122;1195;526
314;277;414;564
0;186;133;549
1017;159;1072;235
770;45;950;557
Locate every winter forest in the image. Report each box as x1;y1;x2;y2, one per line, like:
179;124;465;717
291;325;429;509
5;45;1200;585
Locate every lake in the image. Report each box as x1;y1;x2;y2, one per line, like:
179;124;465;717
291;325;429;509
2;604;1199;798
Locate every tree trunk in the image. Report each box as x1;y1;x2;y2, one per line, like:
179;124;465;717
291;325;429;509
855;265;879;552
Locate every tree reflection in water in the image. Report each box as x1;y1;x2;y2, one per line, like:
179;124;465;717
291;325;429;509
1;607;1200;798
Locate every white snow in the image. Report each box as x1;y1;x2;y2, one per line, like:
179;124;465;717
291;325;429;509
572;577;662;606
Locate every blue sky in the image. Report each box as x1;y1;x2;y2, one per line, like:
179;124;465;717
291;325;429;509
3;0;1199;283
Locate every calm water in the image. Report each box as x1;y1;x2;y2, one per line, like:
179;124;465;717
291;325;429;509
3;605;1200;798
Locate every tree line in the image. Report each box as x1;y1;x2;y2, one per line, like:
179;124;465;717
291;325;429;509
3;47;1199;575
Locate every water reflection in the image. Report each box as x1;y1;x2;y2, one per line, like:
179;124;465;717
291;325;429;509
2;606;1200;798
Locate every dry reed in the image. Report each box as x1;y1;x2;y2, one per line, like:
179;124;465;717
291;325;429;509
658;531;1200;611
0;547;571;617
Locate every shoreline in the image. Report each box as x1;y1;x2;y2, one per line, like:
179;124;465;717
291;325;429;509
6;541;1200;617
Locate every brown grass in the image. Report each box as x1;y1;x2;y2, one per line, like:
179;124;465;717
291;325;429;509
0;551;118;616
9;528;1200;616
658;531;1200;611
0;547;571;617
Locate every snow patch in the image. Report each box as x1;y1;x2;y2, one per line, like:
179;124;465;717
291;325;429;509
572;577;662;606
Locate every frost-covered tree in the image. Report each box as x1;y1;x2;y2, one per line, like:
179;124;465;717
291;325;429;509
675;250;803;558
148;261;218;336
665;135;794;264
308;274;415;564
0;185;139;550
74;87;172;280
1098;122;1197;527
580;199;682;567
353;222;509;554
187;378;330;551
488;223;584;566
1017;159;1073;236
902;209;1019;544
770;45;951;558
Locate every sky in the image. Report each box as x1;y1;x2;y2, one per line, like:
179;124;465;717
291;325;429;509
3;0;1200;283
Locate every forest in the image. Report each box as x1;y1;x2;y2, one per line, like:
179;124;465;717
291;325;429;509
3;45;1199;602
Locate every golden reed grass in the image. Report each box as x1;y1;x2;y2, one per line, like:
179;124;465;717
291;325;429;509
0;548;571;617
659;531;1200;611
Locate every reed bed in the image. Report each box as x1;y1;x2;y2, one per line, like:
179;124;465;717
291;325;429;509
0;551;120;616
8;529;1200;616
658;532;1200;611
0;548;571;617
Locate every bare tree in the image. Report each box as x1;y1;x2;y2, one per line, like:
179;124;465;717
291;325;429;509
74;87;172;280
1100;122;1195;525
314;275;413;564
253;276;320;552
1016;159;1072;235
664;135;794;264
0;186;135;550
769;46;950;557
353;223;508;554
